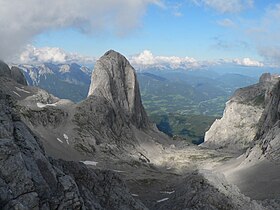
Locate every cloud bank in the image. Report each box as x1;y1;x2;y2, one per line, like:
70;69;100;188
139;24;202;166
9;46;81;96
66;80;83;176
19;45;96;64
130;50;265;69
18;47;265;70
233;58;264;67
0;0;161;60
130;50;201;69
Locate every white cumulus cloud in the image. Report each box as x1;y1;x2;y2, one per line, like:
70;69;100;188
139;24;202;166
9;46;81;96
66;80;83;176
130;50;200;69
0;0;162;60
19;45;96;64
233;58;264;67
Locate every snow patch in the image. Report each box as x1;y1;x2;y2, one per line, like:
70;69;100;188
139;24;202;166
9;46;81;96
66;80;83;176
81;161;98;166
131;194;139;197
15;87;30;93
112;170;126;173
160;191;175;195
37;102;57;108
156;198;169;203
12;91;21;97
56;138;63;143
63;133;69;144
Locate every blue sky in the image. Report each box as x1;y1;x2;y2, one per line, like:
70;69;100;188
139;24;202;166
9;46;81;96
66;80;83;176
1;0;280;68
33;1;257;59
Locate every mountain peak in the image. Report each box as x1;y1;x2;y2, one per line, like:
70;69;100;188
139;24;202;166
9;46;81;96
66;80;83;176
88;50;149;128
104;49;122;56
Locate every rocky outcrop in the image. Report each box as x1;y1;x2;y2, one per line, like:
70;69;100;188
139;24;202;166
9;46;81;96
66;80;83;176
88;50;149;129
73;50;157;154
0;88;146;210
204;73;279;152
245;78;280;162
10;66;28;86
0;62;27;86
0;61;11;77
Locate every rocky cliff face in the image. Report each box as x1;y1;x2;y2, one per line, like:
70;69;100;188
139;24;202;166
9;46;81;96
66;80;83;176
0;61;27;86
10;66;28;86
88;50;149;129
204;73;279;152
73;50;161;156
0;61;11;77
0;91;146;210
0;59;148;210
245;77;280;163
218;75;280;204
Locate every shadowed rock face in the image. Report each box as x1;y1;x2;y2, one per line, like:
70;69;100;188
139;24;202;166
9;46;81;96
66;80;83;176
0;61;27;86
245;79;280;162
0;61;11;77
88;50;149;129
11;66;27;86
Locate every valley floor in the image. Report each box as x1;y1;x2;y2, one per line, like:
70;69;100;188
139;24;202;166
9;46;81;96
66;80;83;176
84;145;269;209
82;143;280;209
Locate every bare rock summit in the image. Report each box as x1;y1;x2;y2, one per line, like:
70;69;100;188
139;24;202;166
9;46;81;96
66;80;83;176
88;50;149;129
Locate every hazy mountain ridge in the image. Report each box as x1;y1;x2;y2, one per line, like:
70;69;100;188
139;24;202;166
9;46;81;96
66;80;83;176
14;63;92;102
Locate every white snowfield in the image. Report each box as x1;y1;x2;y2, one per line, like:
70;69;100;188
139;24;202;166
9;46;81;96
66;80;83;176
15;87;30;93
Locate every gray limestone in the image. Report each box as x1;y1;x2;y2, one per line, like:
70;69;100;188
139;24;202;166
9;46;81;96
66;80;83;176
0;90;147;210
203;73;279;152
88;50;149;129
0;61;27;85
11;66;27;86
0;60;11;77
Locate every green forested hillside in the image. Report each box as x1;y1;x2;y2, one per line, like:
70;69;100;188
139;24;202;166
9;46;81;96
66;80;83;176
138;71;258;144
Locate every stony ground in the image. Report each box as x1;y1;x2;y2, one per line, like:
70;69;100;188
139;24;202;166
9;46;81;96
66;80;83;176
84;145;268;210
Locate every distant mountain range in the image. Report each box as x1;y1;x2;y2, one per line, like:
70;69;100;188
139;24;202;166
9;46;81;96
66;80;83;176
15;63;92;102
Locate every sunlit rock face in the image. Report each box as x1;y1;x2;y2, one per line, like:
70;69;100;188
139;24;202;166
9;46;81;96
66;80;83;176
204;73;279;152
